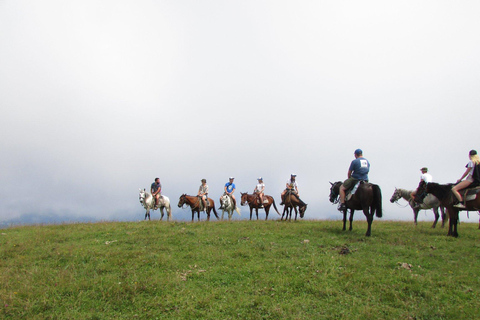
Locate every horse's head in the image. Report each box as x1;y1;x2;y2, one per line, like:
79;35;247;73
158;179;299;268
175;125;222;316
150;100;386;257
220;194;230;208
240;192;248;206
390;188;401;203
299;204;307;218
139;188;146;204
329;181;341;203
177;194;187;208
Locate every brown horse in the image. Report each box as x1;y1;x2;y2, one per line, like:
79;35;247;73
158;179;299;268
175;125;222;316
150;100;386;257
177;194;219;221
240;192;280;220
329;181;383;236
415;181;480;237
281;190;307;221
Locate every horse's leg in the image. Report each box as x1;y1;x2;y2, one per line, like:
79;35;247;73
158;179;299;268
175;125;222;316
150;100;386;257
349;209;354;231
265;206;270;221
364;207;373;237
191;210;195;222
160;208;164;221
342;210;347;231
453;209;459;237
432;207;439;228
413;208;418;226
249;206;253;220
256;208;259;220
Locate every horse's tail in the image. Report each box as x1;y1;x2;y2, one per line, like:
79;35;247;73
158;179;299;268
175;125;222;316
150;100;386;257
235;206;241;216
211;199;219;219
372;184;383;218
271;197;281;215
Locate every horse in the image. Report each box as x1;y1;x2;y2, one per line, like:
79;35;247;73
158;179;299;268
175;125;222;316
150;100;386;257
240;192;280;220
138;189;172;221
390;188;446;228
329;181;383;236
280;190;307;221
415;181;480;237
177;194;219;221
219;194;241;221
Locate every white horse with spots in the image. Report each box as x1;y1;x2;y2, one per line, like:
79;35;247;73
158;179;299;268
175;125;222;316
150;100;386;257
219;194;241;221
139;189;172;221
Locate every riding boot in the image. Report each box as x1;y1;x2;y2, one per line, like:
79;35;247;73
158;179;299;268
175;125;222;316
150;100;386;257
280;196;284;205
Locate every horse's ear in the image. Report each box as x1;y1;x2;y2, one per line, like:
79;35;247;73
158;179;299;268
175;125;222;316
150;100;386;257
329;182;333;186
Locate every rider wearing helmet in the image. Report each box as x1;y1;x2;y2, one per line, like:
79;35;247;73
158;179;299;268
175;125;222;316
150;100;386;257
254;177;265;208
198;179;209;211
219;177;236;209
452;150;480;208
280;174;299;205
338;149;370;211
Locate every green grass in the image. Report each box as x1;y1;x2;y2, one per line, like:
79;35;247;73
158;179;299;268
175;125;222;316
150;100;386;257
1;220;480;319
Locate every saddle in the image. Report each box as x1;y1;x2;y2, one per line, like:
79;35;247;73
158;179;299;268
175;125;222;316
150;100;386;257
198;196;209;210
255;195;268;205
346;181;368;201
461;186;480;202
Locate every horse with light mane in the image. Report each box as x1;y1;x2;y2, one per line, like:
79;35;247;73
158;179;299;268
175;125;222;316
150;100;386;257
177;194;219;221
139;189;172;221
219;194;241;221
390;188;446;228
281;190;307;221
240;192;280;220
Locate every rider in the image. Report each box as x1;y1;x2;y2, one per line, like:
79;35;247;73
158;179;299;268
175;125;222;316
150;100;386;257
254;177;265;208
198;179;209;211
150;177;162;209
338;149;370;211
452;149;480;208
280;174;299;205
219;177;236;209
410;167;433;205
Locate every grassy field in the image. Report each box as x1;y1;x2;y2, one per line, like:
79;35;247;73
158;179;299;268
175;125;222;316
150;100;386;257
1;219;480;319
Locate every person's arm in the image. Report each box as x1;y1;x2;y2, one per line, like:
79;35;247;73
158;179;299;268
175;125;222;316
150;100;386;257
347;170;353;179
457;167;473;183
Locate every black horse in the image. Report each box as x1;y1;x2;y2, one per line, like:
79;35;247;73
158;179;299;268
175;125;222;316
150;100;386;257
329;181;383;236
414;181;480;237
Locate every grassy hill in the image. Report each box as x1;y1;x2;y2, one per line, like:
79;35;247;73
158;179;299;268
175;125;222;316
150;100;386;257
1;220;479;319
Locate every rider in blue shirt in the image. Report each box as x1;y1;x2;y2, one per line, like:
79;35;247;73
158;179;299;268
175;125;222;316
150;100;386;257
219;177;236;209
338;149;370;211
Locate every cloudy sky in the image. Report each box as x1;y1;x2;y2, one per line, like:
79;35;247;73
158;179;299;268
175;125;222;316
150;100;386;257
1;0;479;226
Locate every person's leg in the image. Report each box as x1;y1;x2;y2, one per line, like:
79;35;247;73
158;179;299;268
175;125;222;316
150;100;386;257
452;180;471;202
280;190;286;205
339;185;346;204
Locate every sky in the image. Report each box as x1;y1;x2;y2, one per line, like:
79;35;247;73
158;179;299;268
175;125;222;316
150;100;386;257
1;0;480;226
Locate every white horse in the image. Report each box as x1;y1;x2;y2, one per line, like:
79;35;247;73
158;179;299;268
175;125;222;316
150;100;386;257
390;188;446;228
139;189;172;221
219;194;241;221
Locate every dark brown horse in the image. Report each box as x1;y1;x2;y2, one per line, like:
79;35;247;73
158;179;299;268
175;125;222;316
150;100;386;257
240;193;280;220
177;194;219;221
329;181;383;236
415;181;480;237
281;190;307;221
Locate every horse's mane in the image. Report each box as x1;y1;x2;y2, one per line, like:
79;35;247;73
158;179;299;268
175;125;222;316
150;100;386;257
427;182;454;201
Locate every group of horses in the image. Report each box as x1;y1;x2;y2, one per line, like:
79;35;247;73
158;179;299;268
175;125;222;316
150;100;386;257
139;189;308;223
139;179;480;238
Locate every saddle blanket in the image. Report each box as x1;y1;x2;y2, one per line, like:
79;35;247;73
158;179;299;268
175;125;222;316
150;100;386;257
346;182;361;201
464;187;480;201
